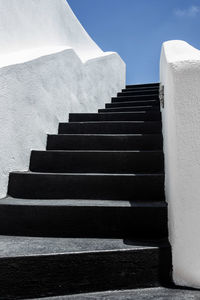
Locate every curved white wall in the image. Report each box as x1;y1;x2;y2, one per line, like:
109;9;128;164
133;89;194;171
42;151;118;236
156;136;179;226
0;0;103;62
0;0;126;198
160;40;200;288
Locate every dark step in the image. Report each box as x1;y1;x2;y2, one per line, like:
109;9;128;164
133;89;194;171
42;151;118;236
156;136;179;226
8;172;165;201
117;92;158;98
122;88;159;94
123;87;159;93
0;235;171;299
98;106;160;113
126;83;160;89
0;198;167;238
58;121;162;134
112;95;159;103
106;100;159;108
69;112;161;122
47;134;163;151
30;150;164;174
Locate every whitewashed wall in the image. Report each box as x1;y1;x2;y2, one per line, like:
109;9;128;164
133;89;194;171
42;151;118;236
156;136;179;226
160;40;200;288
0;0;126;198
0;0;103;62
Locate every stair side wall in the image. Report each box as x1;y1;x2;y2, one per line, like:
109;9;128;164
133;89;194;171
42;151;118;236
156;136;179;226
160;40;200;288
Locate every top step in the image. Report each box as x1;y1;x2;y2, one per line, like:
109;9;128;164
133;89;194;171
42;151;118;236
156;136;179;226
126;83;160;89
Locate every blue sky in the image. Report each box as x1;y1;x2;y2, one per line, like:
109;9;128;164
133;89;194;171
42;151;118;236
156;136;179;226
67;0;200;84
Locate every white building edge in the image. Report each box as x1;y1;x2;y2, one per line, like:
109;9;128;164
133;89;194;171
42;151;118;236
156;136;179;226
0;0;200;290
160;40;200;288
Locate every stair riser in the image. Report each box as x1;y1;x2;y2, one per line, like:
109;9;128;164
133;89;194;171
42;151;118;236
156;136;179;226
8;173;164;200
30;151;164;174
58;122;162;134
121;87;159;94
126;83;159;89
124;88;159;93
0;247;171;299
112;96;159;103
117;93;159;98
98;106;160;112
0;204;167;238
47;135;163;151
69;112;161;122
106;101;159;108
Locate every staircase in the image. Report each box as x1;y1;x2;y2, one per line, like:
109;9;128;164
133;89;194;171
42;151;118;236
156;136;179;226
0;83;172;299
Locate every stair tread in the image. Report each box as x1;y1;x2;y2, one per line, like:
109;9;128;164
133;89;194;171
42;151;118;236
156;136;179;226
33;149;163;153
0;197;166;207
107;100;159;104
99;106;160;112
124;88;159;92
50;133;162;136
64;121;160;124
105;101;159;109
118;91;158;94
99;106;159;109
106;101;159;106
70;112;160;115
126;83;159;88
11;171;164;176
0;233;167;258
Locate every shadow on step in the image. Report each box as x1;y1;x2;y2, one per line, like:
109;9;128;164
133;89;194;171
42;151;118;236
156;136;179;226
124;238;172;288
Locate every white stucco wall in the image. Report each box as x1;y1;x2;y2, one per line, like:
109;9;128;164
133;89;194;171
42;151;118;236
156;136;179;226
0;0;103;62
0;0;126;198
160;40;200;288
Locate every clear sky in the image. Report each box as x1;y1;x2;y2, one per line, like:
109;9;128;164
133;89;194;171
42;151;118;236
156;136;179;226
67;0;200;85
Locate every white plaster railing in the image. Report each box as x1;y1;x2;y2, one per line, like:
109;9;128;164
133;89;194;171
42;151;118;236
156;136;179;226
160;40;200;288
0;0;126;198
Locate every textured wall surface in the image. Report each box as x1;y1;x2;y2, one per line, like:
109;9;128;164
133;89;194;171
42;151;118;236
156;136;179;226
0;0;125;198
0;0;103;62
160;40;200;288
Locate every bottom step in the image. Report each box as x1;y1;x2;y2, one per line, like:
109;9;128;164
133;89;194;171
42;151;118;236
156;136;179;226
0;236;171;299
